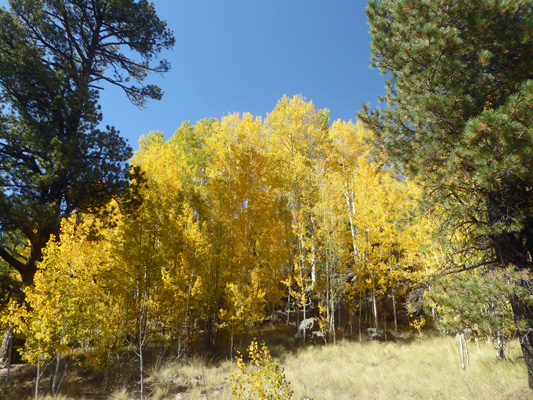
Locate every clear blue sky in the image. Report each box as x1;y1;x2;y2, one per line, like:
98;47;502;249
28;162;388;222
2;0;387;151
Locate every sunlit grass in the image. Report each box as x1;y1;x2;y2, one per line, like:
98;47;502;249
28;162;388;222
5;333;531;399
284;335;529;400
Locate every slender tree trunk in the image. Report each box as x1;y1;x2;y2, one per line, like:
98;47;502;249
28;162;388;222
184;271;194;355
349;308;354;338
34;333;47;400
35;360;41;400
496;332;505;359
331;298;336;345
0;327;13;369
465;338;470;370
230;323;234;362
138;294;148;400
392;289;398;337
326;251;330;343
51;318;67;396
311;242;316;288
3;326;13;392
457;333;465;370
371;269;378;329
358;293;362;342
287;290;291;325
298;235;306;344
302;291;306;345
103;351;110;392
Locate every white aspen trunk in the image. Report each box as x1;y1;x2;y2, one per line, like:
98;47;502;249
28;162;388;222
340;154;359;259
496;332;505;359
326;255;330;341
0;327;13;369
35;359;40;400
298;234;306;344
358;293;363;342
137;285;149;400
302;287;307;344
392;289;398;337
331;298;336;345
51;317;67;396
321;189;331;343
366;226;378;330
371;269;378;329
465;337;470;370
35;334;43;400
310;211;316;289
3;326;13;391
458;333;465;370
139;314;145;400
329;211;337;345
311;242;316;288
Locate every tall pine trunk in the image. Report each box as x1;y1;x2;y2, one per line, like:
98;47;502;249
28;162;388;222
493;226;533;388
511;296;533;387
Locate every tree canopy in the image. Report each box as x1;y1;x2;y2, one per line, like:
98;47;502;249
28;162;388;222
0;0;175;284
359;0;533;386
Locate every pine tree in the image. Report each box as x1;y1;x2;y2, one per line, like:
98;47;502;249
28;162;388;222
0;0;175;285
360;0;533;386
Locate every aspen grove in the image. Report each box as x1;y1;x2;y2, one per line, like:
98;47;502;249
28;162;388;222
2;96;441;372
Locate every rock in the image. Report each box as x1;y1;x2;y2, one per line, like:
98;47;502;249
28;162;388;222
294;317;325;344
368;328;395;342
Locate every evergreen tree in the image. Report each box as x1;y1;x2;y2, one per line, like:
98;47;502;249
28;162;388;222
359;0;533;386
0;0;175;285
425;270;518;359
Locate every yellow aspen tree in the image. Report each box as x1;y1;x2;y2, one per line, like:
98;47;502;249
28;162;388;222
13;213;124;396
120;130;212;397
265;95;329;335
125;129;214;360
205;113;286;352
325;121;438;336
324;120;371;339
312;156;351;344
167;120;216;351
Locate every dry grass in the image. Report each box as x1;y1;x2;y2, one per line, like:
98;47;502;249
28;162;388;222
2;333;531;399
142;356;234;400
284;335;530;400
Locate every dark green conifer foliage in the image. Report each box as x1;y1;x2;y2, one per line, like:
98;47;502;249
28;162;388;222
360;0;533;386
425;270;519;358
0;0;175;285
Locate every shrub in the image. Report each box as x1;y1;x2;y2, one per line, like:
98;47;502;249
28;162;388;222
230;340;293;400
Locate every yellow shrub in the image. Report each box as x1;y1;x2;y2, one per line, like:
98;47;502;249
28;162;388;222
230;340;293;400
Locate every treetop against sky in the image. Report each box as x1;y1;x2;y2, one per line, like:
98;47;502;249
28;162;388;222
0;0;386;151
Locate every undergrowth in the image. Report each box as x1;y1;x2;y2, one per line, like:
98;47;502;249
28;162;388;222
1;332;530;399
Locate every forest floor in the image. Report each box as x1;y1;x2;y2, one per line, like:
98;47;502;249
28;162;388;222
1;330;531;400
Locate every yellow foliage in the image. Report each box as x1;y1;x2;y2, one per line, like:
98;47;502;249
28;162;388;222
14;214;123;365
231;340;293;400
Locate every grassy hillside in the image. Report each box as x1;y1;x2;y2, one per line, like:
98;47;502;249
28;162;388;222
1;333;530;399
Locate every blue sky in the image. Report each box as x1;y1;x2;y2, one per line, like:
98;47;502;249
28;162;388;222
2;0;387;151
